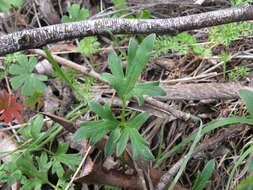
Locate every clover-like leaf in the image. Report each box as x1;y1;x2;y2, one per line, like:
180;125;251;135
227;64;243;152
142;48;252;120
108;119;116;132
0;90;24;123
9;55;48;96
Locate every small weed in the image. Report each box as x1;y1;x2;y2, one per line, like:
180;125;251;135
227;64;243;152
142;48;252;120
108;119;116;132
0;52;22;80
155;32;211;57
209;22;253;47
0;113;82;190
77;37;101;57
74;34;166;160
228;66;250;80
61;4;89;23
230;0;253;5
218;53;231;78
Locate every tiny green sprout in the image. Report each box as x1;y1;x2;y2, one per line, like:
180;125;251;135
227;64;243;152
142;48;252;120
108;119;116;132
77;37;101;57
228;66;250;80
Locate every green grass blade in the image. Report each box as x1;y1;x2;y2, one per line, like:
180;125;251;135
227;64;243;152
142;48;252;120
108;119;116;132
225;145;253;190
155;116;253;167
44;48;75;90
168;117;203;190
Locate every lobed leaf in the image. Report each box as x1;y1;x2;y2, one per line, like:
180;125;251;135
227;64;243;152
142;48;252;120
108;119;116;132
126;112;149;129
101;73;126;98
88;101;115;121
116;128;129;156
126;38;138;76
105;128;121;156
9;55;48;96
0;90;24;123
128;128;154;160
74;120;118;143
108;51;124;79
124;34;156;94
130;81;166;97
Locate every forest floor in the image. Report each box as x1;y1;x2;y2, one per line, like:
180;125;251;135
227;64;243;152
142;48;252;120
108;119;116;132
1;0;253;190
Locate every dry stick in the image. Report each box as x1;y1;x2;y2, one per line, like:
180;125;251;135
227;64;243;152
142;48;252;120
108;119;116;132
30;49;190;120
160;82;253;101
1;3;253;55
65;146;92;190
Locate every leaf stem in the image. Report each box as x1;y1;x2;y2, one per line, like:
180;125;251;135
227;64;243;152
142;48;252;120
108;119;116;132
120;100;126;124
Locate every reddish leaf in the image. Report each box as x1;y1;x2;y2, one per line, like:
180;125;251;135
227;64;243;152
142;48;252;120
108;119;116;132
0;90;24;123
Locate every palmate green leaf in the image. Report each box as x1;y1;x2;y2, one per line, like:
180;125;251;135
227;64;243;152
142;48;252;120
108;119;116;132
52;143;81;178
128;128;154;160
239;89;253;120
88;101;115;121
74;119;119;143
105;128;121;156
192;159;215;190
16;152;51;186
125;34;156;94
127;112;149;129
9;55;48;96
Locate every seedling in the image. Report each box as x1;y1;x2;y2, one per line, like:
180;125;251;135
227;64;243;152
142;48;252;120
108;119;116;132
74;34;166;160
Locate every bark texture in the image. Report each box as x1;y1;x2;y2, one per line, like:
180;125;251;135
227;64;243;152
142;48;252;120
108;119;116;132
1;3;253;55
160;82;253;100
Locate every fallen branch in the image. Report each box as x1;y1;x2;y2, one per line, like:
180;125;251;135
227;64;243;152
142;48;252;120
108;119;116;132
160;82;253;100
1;4;253;55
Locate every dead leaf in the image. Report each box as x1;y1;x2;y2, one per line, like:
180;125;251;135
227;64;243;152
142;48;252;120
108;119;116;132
0;90;24;123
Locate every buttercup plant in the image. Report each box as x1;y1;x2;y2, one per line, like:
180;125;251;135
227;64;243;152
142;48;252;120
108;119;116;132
74;34;166;160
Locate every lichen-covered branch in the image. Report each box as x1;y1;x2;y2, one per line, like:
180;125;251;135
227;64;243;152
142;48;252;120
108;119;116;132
1;3;253;55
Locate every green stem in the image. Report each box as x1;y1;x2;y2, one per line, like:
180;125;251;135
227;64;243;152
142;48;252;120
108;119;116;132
120;100;126;124
48;181;61;190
